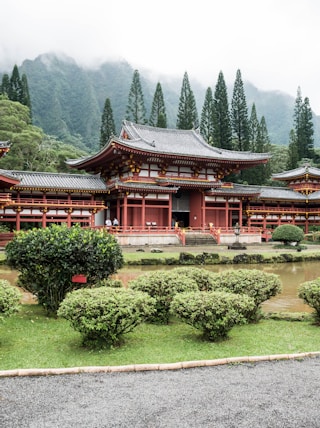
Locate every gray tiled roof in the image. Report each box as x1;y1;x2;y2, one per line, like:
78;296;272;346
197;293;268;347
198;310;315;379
105;180;179;192
1;170;107;191
120;121;271;161
67;122;271;166
258;186;306;200
272;165;320;180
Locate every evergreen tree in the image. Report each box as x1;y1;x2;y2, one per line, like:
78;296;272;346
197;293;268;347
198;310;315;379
249;103;260;152
213;71;232;149
300;97;314;159
292;88;314;161
125;70;147;124
286;129;299;170
176;72;198;130
21;73;32;114
0;74;10;96
100;98;116;148
149;82;167;128
231;69;250;151
200;87;214;144
9;65;23;102
257;116;272;184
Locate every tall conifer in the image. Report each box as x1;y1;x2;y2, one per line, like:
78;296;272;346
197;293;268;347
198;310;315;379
213;71;232;149
200;87;214;144
100;98;116;148
126;70;147;124
231;69;250;151
149;82;167;128
176;72;198;130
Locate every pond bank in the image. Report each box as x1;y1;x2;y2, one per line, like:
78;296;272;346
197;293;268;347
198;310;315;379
122;243;320;265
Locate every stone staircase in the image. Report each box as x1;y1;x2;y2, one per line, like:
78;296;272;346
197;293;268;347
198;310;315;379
184;232;217;246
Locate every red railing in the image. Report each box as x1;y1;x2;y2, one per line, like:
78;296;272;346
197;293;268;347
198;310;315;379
6;198;105;208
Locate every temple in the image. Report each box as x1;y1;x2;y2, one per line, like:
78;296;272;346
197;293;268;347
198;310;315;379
0;123;319;245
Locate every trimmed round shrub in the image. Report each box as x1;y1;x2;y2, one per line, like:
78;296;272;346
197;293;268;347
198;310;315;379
298;279;320;323
208;269;282;321
58;287;156;348
0;280;21;320
170;267;219;291
5;224;124;314
272;224;304;245
129;271;198;324
171;290;255;341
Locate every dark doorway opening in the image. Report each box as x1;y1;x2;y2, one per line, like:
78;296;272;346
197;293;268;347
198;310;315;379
172;211;189;228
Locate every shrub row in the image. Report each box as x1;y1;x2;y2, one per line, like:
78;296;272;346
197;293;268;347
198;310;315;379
0;279;21;320
58;268;283;347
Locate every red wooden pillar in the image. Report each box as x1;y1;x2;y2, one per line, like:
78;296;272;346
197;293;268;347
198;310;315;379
225;198;229;227
239;199;243;226
121;195;127;227
141;194;146;227
168;194;172;227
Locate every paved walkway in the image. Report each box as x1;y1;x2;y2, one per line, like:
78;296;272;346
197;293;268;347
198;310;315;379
1;355;320;427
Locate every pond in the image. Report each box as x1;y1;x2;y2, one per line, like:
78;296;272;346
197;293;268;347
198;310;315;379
1;261;319;313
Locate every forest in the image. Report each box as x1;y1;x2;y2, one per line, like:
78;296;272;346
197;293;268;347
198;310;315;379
1;52;320;185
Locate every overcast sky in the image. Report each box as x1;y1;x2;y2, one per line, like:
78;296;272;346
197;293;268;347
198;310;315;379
1;0;320;113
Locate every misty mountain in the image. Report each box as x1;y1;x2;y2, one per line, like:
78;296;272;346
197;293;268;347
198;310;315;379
2;53;320;151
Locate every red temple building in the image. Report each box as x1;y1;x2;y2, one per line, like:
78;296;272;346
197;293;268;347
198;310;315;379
0;124;320;246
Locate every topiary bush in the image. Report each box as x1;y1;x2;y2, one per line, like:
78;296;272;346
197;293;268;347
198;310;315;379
208;269;282;321
298;279;320;324
272;224;304;245
58;287;155;348
0;279;21;320
5;224;124;314
129;271;198;324
169;267;219;291
170;290;255;341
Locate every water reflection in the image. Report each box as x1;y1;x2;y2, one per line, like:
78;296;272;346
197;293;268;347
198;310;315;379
114;262;319;313
1;261;319;313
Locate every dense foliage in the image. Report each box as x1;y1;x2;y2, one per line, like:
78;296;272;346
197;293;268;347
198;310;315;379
171;290;255;341
58;287;155;348
272;224;305;245
298;279;320;323
5;225;124;314
0;279;21;320
207;269;282;321
169;267;219;291
129;271;198;324
176;72;198;130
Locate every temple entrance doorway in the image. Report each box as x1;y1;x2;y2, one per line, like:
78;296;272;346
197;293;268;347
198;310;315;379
172;211;189;228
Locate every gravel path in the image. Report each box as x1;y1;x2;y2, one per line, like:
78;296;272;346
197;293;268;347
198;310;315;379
1;357;320;428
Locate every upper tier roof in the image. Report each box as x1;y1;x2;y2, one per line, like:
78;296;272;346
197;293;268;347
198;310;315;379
66;121;271;169
272;164;320;180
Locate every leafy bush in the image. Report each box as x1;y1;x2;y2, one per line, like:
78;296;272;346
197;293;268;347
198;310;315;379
272;224;304;245
95;278;124;288
5;224;124;314
170;267;219;291
171;291;255;341
0;279;21;320
208;269;282;321
58;287;155;348
298;279;320;323
129;271;198;324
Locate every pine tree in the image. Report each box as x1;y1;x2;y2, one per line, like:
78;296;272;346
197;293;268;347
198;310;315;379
213;71;232;149
300;97;314;159
21;74;32;113
100;98;116;148
125;70;147;124
293;88;314;161
0;74;10;96
200;87;214;144
231;69;250;151
249;103;260;152
149;82;167;128
286;129;299;170
176;72;198;130
9;65;23;102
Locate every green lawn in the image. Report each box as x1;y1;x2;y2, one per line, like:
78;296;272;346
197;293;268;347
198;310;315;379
0;304;319;371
